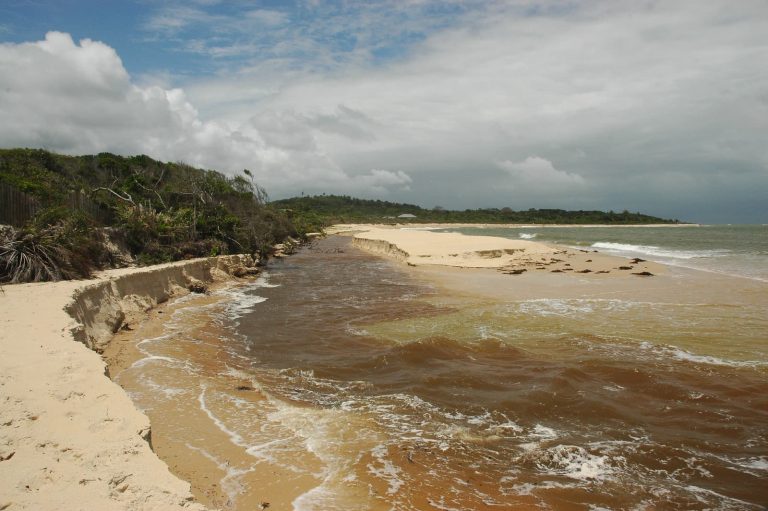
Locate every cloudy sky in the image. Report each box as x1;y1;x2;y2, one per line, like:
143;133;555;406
1;0;767;222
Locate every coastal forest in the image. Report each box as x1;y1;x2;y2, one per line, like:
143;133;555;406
1;149;677;284
0;149;296;283
274;194;679;227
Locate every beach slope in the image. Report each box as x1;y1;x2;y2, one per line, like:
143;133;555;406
0;256;253;511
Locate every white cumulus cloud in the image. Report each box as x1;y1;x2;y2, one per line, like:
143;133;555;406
0;31;410;198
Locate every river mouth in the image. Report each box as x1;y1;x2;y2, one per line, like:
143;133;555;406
108;236;768;510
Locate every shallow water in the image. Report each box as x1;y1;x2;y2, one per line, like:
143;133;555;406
115;235;768;510
435;225;768;282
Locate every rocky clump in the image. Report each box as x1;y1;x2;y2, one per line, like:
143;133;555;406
187;279;208;294
231;265;261;278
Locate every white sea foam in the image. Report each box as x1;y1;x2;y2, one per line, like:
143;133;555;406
591;241;730;260
139;377;186;399
685;484;761;509
738;458;768;471
368;444;405;495
508;480;571;495
220;291;268;320
427;496;465;511
516;298;596;317
198;386;247;447
704;453;768;476
530;445;614;481
663;345;766;368
185;443;254;505
531;424;559;439
214;272;278;320
519;232;537;239
130;355;178;369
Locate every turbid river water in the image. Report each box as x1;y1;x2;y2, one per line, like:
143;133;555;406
110;228;768;510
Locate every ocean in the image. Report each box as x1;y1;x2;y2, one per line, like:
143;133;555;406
112;226;768;510
433;224;768;283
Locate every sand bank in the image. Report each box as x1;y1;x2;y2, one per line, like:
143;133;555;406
348;226;663;276
327;223;699;234
0;255;256;511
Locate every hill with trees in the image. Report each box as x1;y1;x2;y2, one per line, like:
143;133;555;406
273;194;680;227
0;148;297;283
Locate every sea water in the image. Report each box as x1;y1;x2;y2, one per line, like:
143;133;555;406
114;228;768;510
435;224;768;282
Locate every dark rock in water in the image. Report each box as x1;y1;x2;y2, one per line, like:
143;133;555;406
576;269;592;273
550;269;563;273
618;266;633;270
632;271;654;276
187;279;208;293
585;259;592;262
630;257;647;264
236;385;254;391
504;269;527;275
232;265;261;278
596;270;610;274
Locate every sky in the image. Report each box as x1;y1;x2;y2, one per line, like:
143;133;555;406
1;1;767;223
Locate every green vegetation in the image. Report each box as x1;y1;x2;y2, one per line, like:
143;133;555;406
0;149;680;284
273;194;680;228
1;149;298;282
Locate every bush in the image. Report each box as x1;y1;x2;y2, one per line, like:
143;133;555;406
0;217;112;283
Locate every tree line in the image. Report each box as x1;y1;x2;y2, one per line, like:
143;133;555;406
273;194;680;227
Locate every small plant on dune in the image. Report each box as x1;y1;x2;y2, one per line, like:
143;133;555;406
0;225;71;283
0;217;107;283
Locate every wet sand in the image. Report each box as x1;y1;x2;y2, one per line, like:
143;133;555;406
0;256;256;511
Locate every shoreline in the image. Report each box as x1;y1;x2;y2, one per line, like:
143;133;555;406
326;222;701;234
0;255;259;511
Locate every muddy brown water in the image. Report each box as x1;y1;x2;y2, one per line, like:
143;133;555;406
111;236;768;510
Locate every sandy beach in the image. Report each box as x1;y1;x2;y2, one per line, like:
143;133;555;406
0;255;258;511
348;225;664;276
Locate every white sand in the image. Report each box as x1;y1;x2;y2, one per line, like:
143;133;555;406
352;227;556;268
348;225;664;277
0;256;255;511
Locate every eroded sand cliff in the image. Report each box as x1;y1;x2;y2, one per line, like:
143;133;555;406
0;255;255;511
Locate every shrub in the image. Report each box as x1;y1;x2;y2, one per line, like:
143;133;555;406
0;218;111;283
1;226;73;282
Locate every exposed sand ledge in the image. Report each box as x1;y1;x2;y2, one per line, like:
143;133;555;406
0;255;257;511
350;227;663;276
327;222;699;234
353;227;556;268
